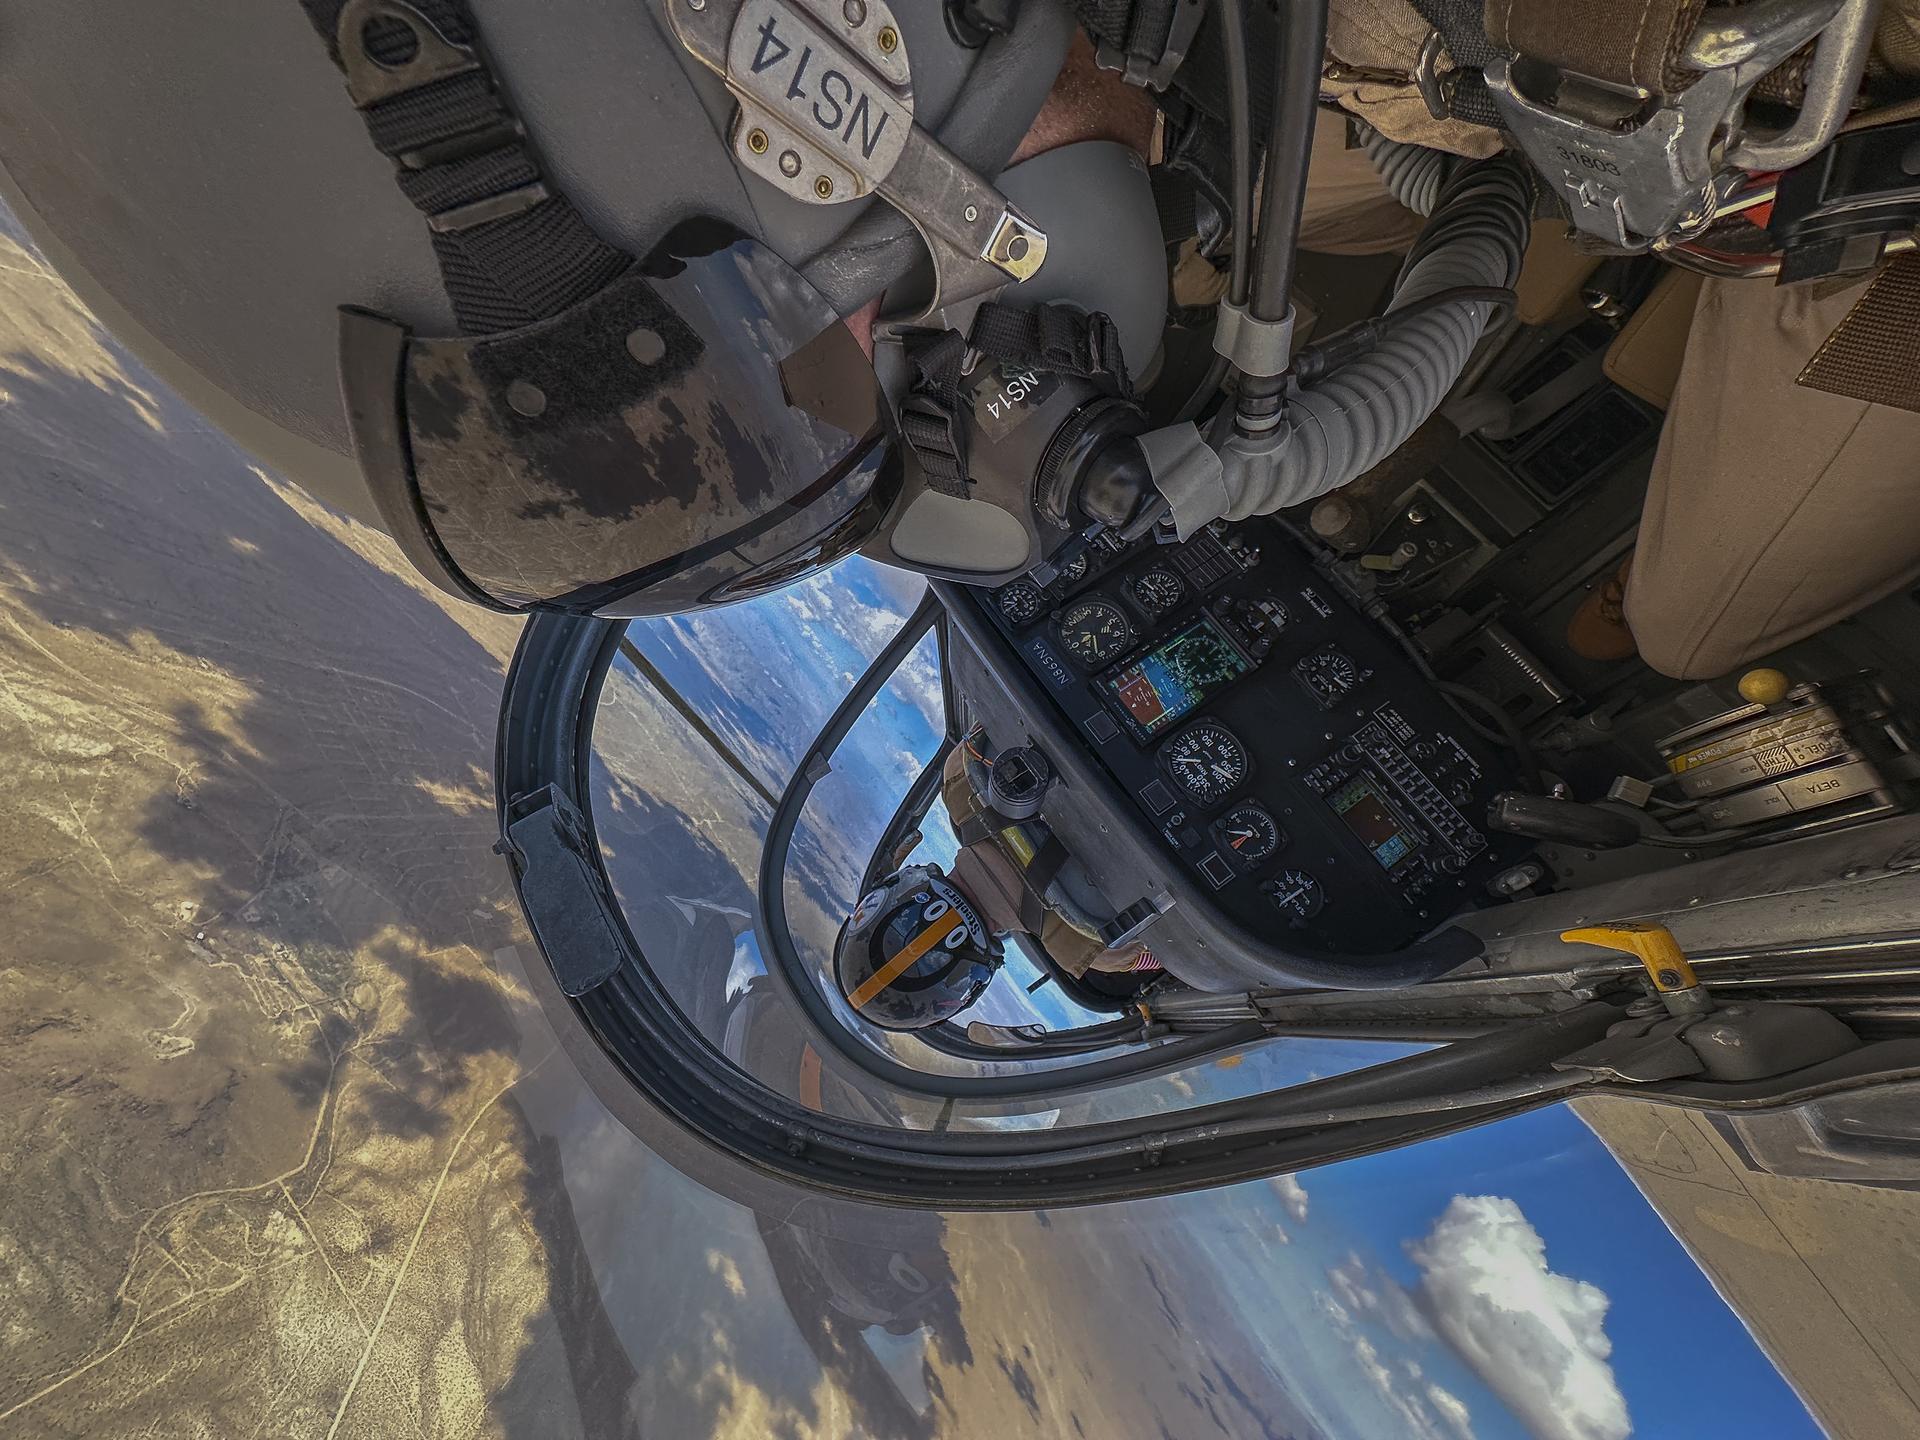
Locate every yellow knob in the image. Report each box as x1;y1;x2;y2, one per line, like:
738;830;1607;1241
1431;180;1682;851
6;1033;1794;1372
1560;922;1698;991
1738;668;1791;706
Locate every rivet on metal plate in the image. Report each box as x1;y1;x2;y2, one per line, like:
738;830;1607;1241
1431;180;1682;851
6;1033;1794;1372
981;211;1047;280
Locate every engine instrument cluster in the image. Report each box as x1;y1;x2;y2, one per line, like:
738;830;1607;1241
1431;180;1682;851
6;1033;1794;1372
971;524;1528;956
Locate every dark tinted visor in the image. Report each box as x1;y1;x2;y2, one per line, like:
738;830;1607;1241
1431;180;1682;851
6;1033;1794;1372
382;220;896;615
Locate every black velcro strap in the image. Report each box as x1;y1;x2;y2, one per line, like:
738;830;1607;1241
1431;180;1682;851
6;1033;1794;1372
1151;165;1197;240
896;304;1132;497
899;327;972;497
953;814;998;848
1016;835;1072;935
1018;884;1049;936
1067;0;1178;81
1067;0;1290;220
969;304;1134;399
297;0;630;334
1022;834;1072;896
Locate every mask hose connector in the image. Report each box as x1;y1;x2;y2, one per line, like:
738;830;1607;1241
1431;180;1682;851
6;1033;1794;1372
1138;154;1532;535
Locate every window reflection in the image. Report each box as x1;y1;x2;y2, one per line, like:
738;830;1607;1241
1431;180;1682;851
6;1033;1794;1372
587;556;1425;1132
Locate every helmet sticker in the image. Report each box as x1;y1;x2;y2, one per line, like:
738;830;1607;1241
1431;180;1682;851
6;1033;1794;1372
851;887;889;929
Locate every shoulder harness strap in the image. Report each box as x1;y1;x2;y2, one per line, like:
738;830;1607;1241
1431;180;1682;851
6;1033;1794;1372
296;0;630;333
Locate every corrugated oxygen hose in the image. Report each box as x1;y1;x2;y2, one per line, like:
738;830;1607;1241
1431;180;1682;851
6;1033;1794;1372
1361;125;1450;217
1214;154;1533;521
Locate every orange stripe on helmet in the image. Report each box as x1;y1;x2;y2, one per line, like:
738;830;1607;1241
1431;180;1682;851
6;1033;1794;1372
847;907;964;1011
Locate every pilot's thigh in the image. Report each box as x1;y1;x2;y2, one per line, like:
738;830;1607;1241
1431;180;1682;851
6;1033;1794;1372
1626;272;1920;681
1173;123;1422;312
1293;121;1424;257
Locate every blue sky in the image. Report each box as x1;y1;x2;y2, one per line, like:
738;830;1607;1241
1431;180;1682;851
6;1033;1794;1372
614;553;1821;1440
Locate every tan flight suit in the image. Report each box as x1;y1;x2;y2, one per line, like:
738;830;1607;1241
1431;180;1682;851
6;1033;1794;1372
1299;0;1920;680
938;747;1150;977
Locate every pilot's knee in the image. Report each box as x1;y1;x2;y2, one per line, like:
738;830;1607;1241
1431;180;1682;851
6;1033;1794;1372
1625;589;1759;682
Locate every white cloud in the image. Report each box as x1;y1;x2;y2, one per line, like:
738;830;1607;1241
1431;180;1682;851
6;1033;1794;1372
1408;1195;1630;1440
1341;1323;1477;1440
1271;1173;1310;1225
1327;1250;1432;1342
1352;1334;1396;1405
1428;1383;1476;1440
1328;1250;1380;1314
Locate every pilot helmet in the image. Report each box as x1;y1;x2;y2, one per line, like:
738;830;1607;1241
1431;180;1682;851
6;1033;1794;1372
833;865;1001;1030
0;0;1166;616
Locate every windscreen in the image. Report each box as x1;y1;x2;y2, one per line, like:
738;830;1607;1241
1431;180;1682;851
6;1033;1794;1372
403;220;892;613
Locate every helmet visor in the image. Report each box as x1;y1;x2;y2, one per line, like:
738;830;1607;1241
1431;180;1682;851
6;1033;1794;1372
395;219;896;615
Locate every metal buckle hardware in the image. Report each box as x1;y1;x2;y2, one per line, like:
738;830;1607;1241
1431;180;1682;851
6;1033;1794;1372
1486;0;1847;252
336;0;483;107
668;0;1048;319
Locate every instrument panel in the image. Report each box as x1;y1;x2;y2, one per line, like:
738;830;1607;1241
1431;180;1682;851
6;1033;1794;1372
969;524;1530;956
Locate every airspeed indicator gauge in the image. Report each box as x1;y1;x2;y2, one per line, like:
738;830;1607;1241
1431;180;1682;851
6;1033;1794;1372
1162;721;1250;805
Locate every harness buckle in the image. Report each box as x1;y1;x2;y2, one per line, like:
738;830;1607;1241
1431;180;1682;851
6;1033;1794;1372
336;0;482;108
1485;0;1845;252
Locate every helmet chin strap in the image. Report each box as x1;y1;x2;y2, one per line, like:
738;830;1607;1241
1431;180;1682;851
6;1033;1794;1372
300;0;632;334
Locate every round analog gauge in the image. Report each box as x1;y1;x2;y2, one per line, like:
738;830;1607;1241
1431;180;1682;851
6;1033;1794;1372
1057;551;1090;586
1295;646;1362;706
1267;869;1326;921
1215;804;1282;865
1056;598;1134;666
1163;721;1250;804
1130;567;1186;615
997;580;1043;626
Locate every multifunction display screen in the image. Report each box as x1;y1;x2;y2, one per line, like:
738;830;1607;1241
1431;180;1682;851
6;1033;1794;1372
1328;774;1420;869
1103;616;1252;739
